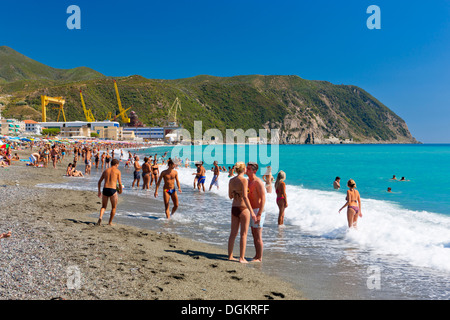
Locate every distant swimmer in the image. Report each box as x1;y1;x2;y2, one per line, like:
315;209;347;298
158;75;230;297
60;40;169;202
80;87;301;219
387;187;392;193
333;176;341;190
154;159;182;219
97;159;123;226
275;171;288;226
228;162;255;263
339;179;362;229
391;175;397;180
399;177;410;181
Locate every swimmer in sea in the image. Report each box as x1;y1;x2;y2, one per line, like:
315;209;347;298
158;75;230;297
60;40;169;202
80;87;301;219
154;159;182;219
339;179;362;229
333;176;341;190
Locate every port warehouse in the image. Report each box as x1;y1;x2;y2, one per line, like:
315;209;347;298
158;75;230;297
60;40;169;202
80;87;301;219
41;121;172;140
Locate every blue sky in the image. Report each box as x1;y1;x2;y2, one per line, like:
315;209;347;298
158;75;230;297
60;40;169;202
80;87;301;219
1;0;449;143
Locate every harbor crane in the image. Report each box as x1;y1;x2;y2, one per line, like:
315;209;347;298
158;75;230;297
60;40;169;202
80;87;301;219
79;89;96;122
167;97;181;127
110;79;131;123
41;95;66;122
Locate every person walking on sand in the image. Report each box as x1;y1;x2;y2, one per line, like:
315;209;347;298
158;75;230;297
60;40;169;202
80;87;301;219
132;156;141;188
228;162;256;264
339;179;362;229
154;159;182;219
246;162;266;262
209;161;220;191
97;159;123;226
275;171;288;226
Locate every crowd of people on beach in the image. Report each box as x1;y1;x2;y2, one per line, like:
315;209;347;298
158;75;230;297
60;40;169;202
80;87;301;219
5;136;412;264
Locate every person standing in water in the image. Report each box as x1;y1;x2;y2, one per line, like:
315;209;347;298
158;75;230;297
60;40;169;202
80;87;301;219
197;161;206;192
333;177;341;190
262;166;274;194
142;157;151;190
339;179;362;229
97;159;123;226
209;161;220;191
154;159;182;219
246;162;266;262
275;171;288;226
228;162;256;263
132;155;141;188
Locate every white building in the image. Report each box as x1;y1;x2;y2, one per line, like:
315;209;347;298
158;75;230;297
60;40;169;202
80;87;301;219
24;120;42;134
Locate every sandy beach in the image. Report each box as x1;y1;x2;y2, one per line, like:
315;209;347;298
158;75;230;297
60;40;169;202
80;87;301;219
0;149;304;300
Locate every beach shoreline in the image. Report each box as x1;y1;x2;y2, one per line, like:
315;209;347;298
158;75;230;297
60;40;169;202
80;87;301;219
0;149;304;300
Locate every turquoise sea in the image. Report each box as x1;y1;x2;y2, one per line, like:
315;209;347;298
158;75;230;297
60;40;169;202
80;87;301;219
41;144;450;299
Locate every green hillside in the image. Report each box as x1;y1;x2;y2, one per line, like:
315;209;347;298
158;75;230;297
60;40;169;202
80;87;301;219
0;47;417;144
0;46;105;83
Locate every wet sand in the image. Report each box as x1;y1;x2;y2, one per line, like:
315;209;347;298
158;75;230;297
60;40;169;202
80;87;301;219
0;149;304;300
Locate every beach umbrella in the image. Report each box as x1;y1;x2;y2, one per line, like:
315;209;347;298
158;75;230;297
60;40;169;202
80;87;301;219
0;144;9;149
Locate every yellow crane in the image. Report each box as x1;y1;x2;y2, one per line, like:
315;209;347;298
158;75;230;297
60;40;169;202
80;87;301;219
41;95;66;122
79;89;96;122
111;79;131;123
167;97;182;126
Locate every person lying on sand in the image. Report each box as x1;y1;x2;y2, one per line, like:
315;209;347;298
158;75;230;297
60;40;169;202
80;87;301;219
0;231;12;239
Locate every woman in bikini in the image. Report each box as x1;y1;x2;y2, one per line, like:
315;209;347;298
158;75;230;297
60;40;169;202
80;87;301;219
150;158;159;187
275;171;288;226
227;162;256;263
339;179;362;229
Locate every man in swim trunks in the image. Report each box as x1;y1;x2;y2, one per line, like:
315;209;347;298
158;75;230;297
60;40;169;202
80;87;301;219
197;161;206;192
154;159;182;219
246;162;266;262
132;155;141;188
209;161;220;191
97;159;123;226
